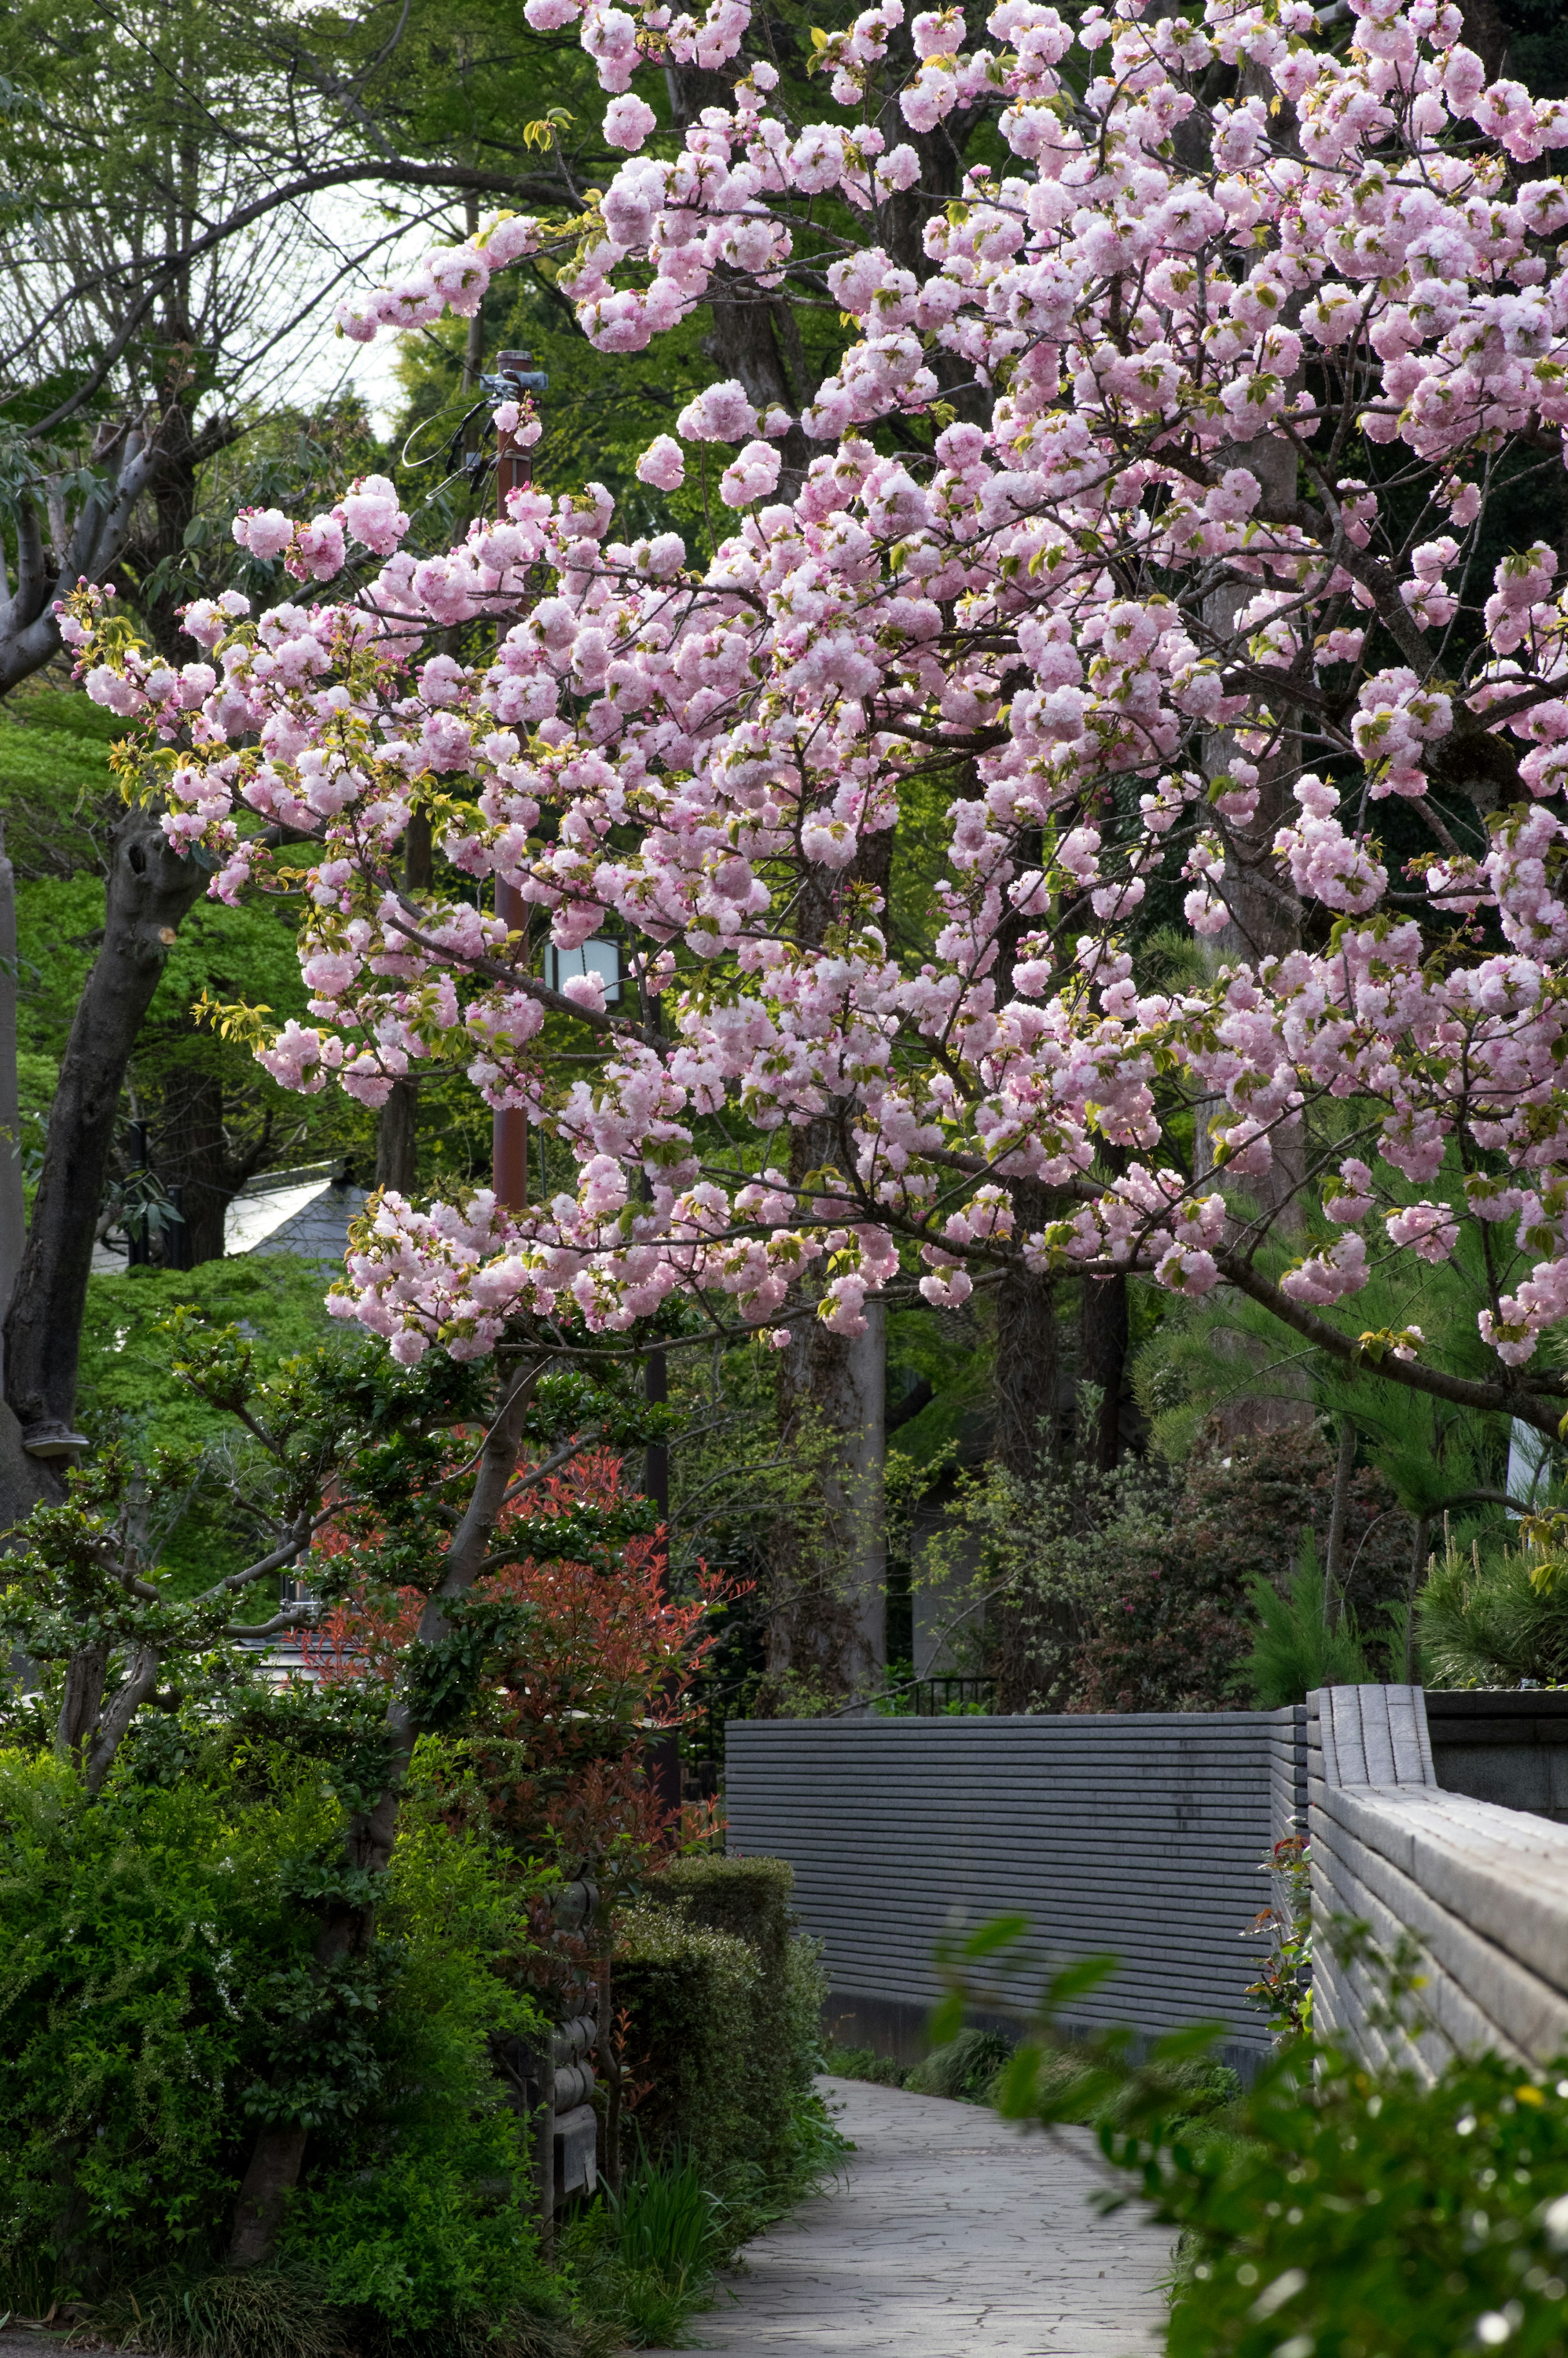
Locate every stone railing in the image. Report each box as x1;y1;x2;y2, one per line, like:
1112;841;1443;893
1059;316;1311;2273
1309;1684;1568;2076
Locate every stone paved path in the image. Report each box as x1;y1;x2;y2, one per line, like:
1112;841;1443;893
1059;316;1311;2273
693;2075;1171;2358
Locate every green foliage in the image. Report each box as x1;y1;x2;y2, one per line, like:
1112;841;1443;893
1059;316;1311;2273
1059;2034;1568;2358
283;2131;542;2334
822;2042;909;2088
0;1741;547;2325
0;1748;340;2286
905;2027;1015;2104
615;1852;837;2233
614;1901;760;2189
0;720;117;802
0;709;378;1225
917;1426;1400;1715
575;1877;840;2349
1421;1528;1568;1688
1239;1539;1372;1708
76;1257;339;1459
948;1916;1568;2358
631;1856;804;2188
605;2143;726;2286
86;2261;342;2358
1242;1839;1314;2047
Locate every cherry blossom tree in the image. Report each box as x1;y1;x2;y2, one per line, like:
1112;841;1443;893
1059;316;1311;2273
65;0;1568;1510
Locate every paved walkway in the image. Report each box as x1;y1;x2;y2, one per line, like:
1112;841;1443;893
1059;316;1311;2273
695;2075;1171;2357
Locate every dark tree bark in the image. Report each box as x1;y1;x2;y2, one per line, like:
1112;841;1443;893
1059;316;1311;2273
993;1182;1059;1484
375;1082;419;1194
156;1063;274;1264
374;813;432;1195
227;1368;540;2266
1459;0;1509;79
228;2126;311;2271
4;809;205;1448
768;828;893;1703
989;1184;1063;1714
0;429;161;695
116;363;243;662
1324;1420;1358;1631
56;1641;109;1770
1078;1273;1129;1474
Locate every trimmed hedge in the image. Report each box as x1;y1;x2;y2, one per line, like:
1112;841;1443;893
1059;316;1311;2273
615;1855;819;2191
613;1904;758;2183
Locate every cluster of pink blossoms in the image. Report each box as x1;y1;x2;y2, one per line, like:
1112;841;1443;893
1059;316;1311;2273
59;0;1568;1397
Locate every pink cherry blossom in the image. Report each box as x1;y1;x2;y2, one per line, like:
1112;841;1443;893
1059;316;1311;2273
56;0;1568;1433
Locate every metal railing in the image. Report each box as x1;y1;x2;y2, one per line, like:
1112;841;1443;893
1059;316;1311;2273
906;1674;994;1716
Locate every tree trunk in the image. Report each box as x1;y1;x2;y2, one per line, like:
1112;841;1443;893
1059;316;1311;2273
1405;1511;1431;1682
1195;408;1316;1440
0;431;160;697
228;2126;311;2271
0;827;25;1344
993;1183;1059;1484
1078;1273;1128;1473
374;813;432;1194
1192;60;1310;1261
766;822;892;1705
1323;1420;1357;1633
225;1366;539;2265
5;810;205;1447
661;63;815;495
56;1641;108;1771
157;1064;260;1264
773;1291;886;1701
375;1082;419;1193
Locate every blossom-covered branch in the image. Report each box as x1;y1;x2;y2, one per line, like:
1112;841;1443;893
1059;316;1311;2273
63;0;1568;1412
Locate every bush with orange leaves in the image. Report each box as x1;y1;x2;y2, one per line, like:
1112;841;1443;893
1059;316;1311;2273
301;1445;735;1996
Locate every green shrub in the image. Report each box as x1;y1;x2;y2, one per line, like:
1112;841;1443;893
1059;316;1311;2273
617;1839;825;2188
1108;2039;1568;2358
822;2043;907;2088
0;1741;547;2335
906;2027;1014;2103
1421;1533;1568;1688
1238;1540;1371;1708
283;2135;544;2335
614;1901;759;2188
0;1748;336;2290
638;1857;795;2153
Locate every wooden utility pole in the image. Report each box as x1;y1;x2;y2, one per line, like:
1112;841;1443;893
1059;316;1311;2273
492;352;536;1213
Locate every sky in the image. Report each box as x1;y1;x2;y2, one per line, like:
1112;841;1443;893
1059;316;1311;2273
236;187;466;436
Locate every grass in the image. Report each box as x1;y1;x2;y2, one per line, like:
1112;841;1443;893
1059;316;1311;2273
608;2143;727;2283
561;2143;731;2351
81;2265;344;2358
824;2027;1012;2103
76;2262;614;2358
826;2029;1242;2148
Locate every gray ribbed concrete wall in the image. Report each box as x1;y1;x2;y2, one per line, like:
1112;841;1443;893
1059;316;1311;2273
1308;1685;1568;2079
1426;1690;1568;1823
725;1712;1304;2070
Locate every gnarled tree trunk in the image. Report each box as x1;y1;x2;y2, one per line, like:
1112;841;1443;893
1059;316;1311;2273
4;810;205;1454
